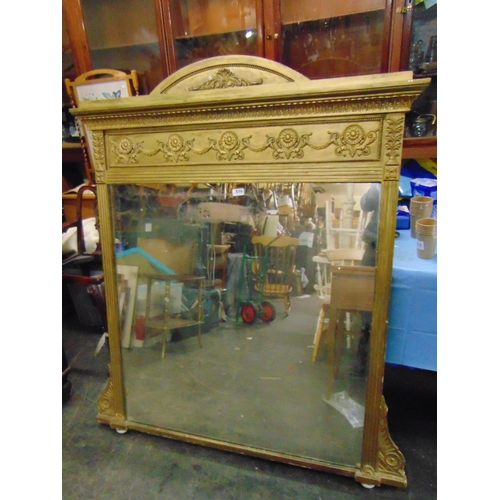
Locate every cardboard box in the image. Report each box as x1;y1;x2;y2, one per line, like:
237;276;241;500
137;237;196;275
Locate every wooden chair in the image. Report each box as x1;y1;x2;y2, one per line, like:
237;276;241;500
64;69;140;182
324;265;375;399
62;184;104;327
251;235;299;315
311;248;365;362
62;183;99;261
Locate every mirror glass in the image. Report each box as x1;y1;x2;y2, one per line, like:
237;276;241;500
112;181;380;467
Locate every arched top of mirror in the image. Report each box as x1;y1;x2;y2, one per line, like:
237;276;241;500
150;55;310;95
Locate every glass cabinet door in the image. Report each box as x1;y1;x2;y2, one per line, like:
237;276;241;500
80;0;164;93
167;0;261;70
280;0;390;79
62;12;75;106
406;0;437;75
404;0;437;139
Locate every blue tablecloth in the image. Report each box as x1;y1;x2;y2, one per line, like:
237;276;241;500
386;229;437;371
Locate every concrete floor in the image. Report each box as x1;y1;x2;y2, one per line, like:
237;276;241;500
62;299;436;499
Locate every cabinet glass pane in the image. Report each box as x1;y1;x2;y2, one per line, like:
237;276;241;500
62;12;75;105
169;0;259;69
407;1;437;74
62;12;73;75
281;0;386;79
80;0;163;93
405;1;437;138
112;181;378;468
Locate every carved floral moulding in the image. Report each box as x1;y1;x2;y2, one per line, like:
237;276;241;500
186;68;265;91
105;122;383;168
384;116;405;167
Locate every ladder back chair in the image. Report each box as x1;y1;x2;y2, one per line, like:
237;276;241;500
251;235;299;315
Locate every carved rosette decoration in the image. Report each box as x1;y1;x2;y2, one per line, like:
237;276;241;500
94;171;105;183
385;166;399;180
110;125;380;165
330;124;378;158
111;137;143;164
189;68;263;91
211;131;246;161
141;134;196;163
268;128;310;160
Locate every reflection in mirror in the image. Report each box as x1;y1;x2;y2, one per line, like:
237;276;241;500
112;182;379;467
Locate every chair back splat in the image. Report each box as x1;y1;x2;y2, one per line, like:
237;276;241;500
251;235;299;315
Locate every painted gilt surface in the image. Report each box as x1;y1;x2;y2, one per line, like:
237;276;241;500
107;121;383;167
72;55;430;489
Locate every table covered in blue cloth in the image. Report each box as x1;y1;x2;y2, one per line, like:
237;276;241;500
386;229;437;371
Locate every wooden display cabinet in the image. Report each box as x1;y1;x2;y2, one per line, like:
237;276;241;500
63;0;416;82
401;0;437;158
63;0;435;159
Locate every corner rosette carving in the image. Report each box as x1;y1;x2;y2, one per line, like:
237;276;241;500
111;137;143;164
189;68;263;91
385;166;399;180
94;171;105;183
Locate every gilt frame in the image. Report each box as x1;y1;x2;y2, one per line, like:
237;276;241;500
71;55;429;488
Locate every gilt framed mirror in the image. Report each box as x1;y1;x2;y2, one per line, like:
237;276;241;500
71;56;429;489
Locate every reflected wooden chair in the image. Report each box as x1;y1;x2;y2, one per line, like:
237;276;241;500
64;69;140;182
251;235;299;315
311;248;365;362
325;265;375;399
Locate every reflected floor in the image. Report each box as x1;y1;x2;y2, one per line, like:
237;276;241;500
122;294;367;468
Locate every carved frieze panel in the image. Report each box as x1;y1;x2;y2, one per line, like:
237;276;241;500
106;121;382;168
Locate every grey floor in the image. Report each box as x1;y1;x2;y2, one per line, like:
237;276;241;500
62;300;436;500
